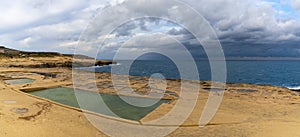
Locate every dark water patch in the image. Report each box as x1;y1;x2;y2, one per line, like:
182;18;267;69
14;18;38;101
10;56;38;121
203;88;226;92
236;89;257;92
32;72;57;78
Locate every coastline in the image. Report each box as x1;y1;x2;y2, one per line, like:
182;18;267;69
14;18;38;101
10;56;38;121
1;57;300;136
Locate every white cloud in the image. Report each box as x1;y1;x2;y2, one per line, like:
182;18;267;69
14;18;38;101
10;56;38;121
19;37;35;47
0;0;88;31
26;19;88;38
291;0;300;13
278;33;299;41
0;0;102;53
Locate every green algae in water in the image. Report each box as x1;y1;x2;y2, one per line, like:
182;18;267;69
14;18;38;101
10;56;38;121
29;87;170;121
5;78;35;85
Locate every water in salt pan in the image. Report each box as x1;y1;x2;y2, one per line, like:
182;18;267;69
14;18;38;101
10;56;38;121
28;87;170;121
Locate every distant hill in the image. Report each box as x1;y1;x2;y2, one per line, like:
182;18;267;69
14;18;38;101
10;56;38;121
0;46;93;59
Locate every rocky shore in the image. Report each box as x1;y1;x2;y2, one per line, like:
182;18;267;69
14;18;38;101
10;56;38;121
1;56;300;137
0;46;115;68
0;56;114;68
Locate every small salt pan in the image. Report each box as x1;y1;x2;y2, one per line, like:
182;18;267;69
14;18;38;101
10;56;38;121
11;108;29;114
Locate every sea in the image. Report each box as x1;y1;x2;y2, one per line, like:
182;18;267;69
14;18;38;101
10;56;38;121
78;60;300;90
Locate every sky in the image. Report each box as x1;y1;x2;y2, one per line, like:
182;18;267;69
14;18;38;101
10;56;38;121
0;0;300;59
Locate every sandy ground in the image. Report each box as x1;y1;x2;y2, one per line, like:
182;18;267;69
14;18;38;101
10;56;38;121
1;57;300;137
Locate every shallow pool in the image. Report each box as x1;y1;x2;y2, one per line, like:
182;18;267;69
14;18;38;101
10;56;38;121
28;87;170;121
5;78;35;85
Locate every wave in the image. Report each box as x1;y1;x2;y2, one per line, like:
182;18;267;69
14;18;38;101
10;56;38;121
92;63;122;68
112;63;122;66
286;86;300;91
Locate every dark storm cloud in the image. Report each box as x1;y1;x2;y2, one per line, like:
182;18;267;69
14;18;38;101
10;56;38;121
104;0;300;58
115;22;137;37
166;22;300;58
114;19;160;37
